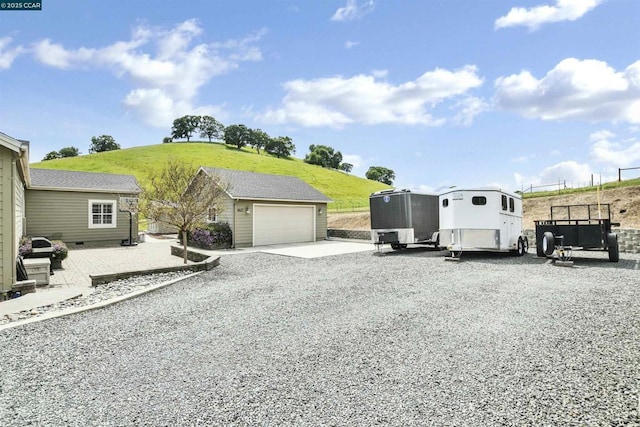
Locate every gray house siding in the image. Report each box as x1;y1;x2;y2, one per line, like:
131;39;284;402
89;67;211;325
233;199;328;248
214;197;234;227
26;189;139;246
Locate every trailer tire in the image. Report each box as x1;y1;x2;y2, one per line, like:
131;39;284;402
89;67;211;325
536;243;545;257
391;244;407;251
517;238;526;256
607;233;619;262
542;232;555;256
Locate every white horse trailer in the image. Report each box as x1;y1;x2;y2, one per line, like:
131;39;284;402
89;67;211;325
370;189;439;250
438;188;528;259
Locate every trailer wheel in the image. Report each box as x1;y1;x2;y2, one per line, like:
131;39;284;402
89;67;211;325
517;238;526;256
524;237;529;253
542;232;555;256
536;243;545;257
607;233;619;262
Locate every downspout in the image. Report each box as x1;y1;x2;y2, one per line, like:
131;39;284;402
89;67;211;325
10;158;17;285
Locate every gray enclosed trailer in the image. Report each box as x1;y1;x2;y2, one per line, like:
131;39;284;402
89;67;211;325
370;189;439;250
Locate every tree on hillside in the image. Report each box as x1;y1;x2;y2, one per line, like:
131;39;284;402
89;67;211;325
339;163;353;174
89;135;120;153
42;151;61;161
366;166;395;185
248;128;270;154
199;115;225;142
171;115;202;142
59;146;81;158
304;144;343;169
224;124;251;149
265;136;296;159
140;160;229;264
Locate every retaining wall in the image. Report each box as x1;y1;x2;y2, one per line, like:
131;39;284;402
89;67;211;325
330;228;639;254
327;229;371;241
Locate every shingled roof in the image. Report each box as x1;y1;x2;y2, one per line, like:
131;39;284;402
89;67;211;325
200;167;332;203
29;168;141;193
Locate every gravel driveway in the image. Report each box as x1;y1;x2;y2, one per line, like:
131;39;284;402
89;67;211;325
1;249;639;426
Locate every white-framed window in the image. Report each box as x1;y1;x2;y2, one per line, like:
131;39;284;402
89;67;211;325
207;206;218;223
88;199;117;229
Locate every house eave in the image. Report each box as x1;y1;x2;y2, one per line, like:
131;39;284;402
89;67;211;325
28;186;141;194
233;196;333;203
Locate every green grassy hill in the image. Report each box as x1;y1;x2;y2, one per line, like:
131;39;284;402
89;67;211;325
31;142;391;212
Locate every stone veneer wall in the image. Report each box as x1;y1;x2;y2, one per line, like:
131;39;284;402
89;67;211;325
327;229;371;241
330;228;639;254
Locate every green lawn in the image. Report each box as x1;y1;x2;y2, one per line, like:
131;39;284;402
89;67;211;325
31;142;391;211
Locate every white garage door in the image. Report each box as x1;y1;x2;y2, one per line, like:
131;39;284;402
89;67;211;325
253;205;315;246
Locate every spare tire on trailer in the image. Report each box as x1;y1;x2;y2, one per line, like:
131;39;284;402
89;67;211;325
607;232;619;262
542;232;555;256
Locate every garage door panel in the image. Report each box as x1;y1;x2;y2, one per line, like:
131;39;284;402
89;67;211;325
254;205;315;246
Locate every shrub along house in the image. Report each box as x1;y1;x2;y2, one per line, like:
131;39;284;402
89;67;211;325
197;167;332;247
0;132;30;298
26;169;142;247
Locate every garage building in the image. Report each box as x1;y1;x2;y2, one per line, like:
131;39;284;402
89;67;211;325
199;167;332;248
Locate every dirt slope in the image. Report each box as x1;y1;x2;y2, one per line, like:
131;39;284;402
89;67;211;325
328;186;640;230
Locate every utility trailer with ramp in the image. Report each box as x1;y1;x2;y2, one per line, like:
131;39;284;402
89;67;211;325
534;204;620;262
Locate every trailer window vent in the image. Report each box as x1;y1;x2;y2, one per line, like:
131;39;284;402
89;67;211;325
501;195;508;211
472;196;487;206
509;198;515;213
442;199;449;208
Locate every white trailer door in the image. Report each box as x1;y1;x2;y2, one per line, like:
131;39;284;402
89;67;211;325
253;205;315;246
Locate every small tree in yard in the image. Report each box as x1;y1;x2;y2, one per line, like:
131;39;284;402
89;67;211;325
141;160;229;264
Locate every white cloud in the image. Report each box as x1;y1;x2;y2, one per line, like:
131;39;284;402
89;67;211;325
0;37;25;69
331;0;375;22
589;129;615;142
523;160;593;188
494;58;640;124
342;154;364;169
495;0;602;31
590;130;640;168
259;65;484;127
511;155;535;163
345;41;360;49
29;20;264;127
452;96;488;126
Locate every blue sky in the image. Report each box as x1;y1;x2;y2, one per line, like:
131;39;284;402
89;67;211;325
1;0;639;192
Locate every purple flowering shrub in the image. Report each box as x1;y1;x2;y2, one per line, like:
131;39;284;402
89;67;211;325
187;222;232;249
19;238;32;257
52;241;69;260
